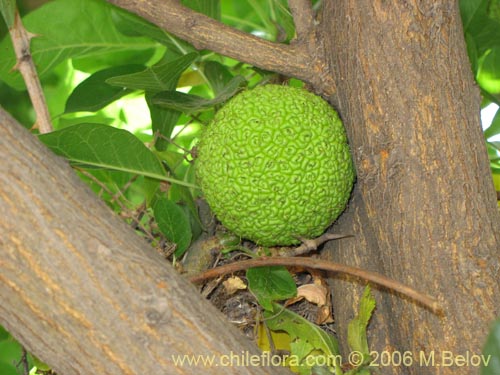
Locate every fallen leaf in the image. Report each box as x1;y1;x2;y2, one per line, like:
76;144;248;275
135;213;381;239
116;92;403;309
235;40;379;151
223;276;247;295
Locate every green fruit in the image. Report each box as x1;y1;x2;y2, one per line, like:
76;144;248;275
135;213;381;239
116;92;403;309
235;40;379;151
195;84;355;246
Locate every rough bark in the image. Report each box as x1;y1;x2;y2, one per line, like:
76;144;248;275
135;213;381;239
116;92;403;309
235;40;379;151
322;1;500;373
0;109;290;375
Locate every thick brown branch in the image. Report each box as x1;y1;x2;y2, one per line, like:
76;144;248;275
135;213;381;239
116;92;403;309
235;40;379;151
107;0;333;95
9;12;52;133
189;256;443;315
0;106;290;375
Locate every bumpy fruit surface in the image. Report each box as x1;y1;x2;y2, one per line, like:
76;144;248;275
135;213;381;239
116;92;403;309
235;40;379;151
195;84;355;246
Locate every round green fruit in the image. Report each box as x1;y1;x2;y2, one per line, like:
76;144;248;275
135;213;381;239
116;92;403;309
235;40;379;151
195;84;355;246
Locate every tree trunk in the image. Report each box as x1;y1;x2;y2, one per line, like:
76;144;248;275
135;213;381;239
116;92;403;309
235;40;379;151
0;109;290;375
321;1;500;373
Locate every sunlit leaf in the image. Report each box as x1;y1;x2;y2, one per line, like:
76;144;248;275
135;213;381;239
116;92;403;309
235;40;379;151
65;64;144;113
478;48;500;94
38;123;197;188
0;0;155;89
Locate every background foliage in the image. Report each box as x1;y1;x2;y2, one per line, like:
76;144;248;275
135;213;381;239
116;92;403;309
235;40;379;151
0;0;499;374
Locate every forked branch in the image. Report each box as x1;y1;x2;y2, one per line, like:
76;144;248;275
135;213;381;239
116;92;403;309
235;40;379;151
106;0;334;95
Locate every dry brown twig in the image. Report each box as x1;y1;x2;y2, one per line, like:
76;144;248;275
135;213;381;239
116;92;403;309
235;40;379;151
190;256;443;315
8;11;52;134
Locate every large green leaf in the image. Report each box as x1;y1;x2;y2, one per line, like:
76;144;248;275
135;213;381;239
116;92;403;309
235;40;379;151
65;64;145;113
106;52;198;151
153;75;246;113
38;123;197;188
0;0;155;89
106;52;199;92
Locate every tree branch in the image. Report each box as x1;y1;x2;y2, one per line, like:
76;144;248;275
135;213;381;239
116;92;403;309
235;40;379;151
9;11;52;133
288;0;315;42
107;0;334;95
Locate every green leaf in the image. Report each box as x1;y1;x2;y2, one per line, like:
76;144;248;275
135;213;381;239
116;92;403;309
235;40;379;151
347;286;376;365
111;7;195;54
106;52;198;92
460;0;488;32
146;92;182;151
153;197;192;257
0;363;18;375
0;0;15;27
465;32;479;74
481;318;500;375
264;303;341;371
182;0;221;20
0;333;35;372
0;0;155;89
0;326;9;341
485;108;500;139
65;64;144;113
272;0;295;41
478;47;500;94
153;75;246;113
246;266;296;311
38;123;197;188
460;0;500;54
204;61;234;94
490;0;500;20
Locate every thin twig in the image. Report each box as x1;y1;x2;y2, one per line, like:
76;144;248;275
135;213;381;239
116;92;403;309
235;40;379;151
9;11;52;133
106;0;333;95
283;233;353;256
16;347;30;375
189;256;443;315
